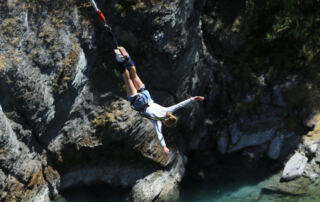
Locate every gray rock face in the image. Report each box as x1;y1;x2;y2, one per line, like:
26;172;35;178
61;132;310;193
305;144;318;155
229;123;243;145
132;171;179;202
282;152;308;181
0;0;315;201
316;146;320;164
272;85;286;107
1;0;210;201
228;127;276;153
0;105;52;201
267;134;284;160
217;129;229;154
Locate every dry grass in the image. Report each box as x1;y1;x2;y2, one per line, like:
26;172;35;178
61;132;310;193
63;44;80;69
27;171;44;189
0;54;6;72
44;166;59;184
91;111;118;130
1;18;17;36
4;180;25;202
304;113;320;143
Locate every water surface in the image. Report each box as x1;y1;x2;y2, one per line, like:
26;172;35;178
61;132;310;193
56;153;314;202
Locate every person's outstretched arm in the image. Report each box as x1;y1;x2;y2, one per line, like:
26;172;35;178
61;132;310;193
152;120;170;154
166;96;205;113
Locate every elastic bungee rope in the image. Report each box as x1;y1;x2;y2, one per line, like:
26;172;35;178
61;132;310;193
90;0;119;47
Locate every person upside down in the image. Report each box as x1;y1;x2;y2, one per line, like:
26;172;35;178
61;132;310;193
114;47;205;155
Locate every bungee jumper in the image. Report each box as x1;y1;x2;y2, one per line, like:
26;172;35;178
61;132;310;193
115;47;204;155
90;1;205;155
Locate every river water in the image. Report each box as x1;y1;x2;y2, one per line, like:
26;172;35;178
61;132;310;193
55;153;315;202
177;153;278;202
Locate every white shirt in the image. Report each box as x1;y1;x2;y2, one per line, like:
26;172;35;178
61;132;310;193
142;98;195;147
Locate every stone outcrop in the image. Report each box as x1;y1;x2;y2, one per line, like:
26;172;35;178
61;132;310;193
267;134;284;160
263;173;311;196
282;152;308;181
132;171;179;202
0;105;55;202
264;116;320;195
0;0;209;201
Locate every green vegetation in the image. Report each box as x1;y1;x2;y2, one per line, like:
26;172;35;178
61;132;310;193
227;0;320;120
233;0;320;80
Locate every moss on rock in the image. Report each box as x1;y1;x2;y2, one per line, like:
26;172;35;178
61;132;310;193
0;54;7;72
1;18;18;36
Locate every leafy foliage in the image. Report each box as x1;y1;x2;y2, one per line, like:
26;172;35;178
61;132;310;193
230;0;320;111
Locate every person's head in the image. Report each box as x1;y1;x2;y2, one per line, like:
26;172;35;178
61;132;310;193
162;112;178;127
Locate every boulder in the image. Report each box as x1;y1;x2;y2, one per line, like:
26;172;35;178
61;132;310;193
131;171;179;202
229;123;243;144
263;172;311;196
228;128;275;153
303;161;320;180
267;134;284;160
305;144;318;155
272;85;286;107
217;130;229;154
282;152;308;181
316;147;320;163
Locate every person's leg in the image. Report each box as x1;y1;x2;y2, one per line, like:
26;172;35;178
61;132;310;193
122;69;137;97
128;65;144;90
115;46;144;91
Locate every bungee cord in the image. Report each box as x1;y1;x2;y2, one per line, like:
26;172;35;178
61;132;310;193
90;0;119;47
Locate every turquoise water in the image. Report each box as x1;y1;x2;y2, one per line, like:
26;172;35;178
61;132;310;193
56;154;306;202
56;185;131;202
177;153;278;202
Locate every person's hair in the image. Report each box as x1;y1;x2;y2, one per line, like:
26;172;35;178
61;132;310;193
162;112;178;127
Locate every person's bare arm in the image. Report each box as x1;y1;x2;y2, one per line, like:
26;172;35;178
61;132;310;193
153;120;170;155
166;96;205;113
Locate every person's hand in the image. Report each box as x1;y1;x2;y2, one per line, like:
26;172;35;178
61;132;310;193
163;146;170;155
193;96;205;101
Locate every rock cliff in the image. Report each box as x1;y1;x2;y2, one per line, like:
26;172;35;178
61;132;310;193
0;0;319;201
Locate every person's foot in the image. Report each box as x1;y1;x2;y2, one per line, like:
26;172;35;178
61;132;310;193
114;47;135;73
117;47;129;57
114;48;127;73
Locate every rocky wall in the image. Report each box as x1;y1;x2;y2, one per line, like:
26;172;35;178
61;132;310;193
0;0;318;201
